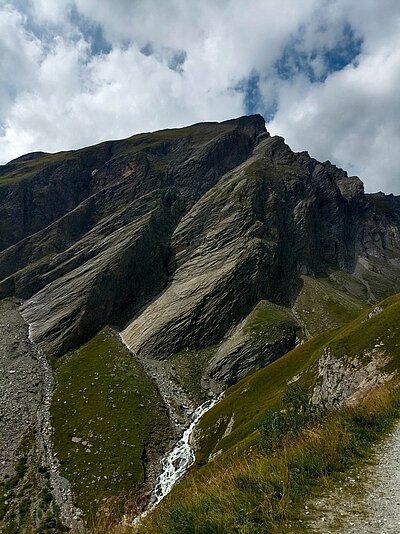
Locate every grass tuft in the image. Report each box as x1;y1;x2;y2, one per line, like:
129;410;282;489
259;383;322;453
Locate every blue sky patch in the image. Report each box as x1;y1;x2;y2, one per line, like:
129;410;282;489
275;23;362;83
234;73;277;121
323;24;363;73
68;5;112;56
140;43;154;56
235;72;263;115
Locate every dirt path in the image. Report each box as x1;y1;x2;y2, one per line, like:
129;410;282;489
308;422;400;533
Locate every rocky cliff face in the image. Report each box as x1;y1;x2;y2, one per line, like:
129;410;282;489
0;116;263;355
1;115;400;388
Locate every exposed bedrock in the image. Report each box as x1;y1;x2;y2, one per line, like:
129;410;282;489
0;115;399;385
203;301;298;392
20;194;175;356
122;136;400;375
9;116;264;355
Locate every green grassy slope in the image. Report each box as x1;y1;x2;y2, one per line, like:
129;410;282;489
293;273;366;336
51;328;171;517
196;294;400;462
244;300;295;338
134;294;400;533
195;330;332;463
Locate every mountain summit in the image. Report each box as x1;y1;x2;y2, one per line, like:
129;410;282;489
0;115;399;388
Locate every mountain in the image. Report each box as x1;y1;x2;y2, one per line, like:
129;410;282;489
1;115;400;532
1;115;399;382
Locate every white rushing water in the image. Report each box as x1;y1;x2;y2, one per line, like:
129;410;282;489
119;332;222;525
132;395;221;526
151;396;220;506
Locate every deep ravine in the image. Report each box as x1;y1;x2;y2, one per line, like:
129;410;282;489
150;396;220;506
119;333;196;431
120;331;222;522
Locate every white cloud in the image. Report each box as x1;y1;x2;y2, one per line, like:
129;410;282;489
0;0;318;158
0;6;41;118
268;2;400;193
0;0;399;193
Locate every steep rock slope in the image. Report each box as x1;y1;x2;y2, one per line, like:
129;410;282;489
0;116;399;386
0;116;263;355
121;134;400;387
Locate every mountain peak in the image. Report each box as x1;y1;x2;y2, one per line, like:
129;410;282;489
0;117;398;363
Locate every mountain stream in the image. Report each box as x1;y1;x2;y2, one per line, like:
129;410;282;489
133;395;221;525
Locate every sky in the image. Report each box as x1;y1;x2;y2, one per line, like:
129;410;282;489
0;1;399;194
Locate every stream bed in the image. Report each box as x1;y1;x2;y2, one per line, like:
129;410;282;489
151;396;220;506
133;395;221;525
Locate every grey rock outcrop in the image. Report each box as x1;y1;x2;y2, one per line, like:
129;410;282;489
311;346;395;408
204;301;298;392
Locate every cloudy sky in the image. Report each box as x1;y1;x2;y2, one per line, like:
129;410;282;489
0;0;399;193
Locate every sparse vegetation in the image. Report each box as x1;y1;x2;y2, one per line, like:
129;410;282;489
244;158;307;185
0;120;236;186
0;425;66;534
0;151;79;185
259;382;322;452
0;486;7;520
294;274;365;335
166;346;218;404
244;300;295;338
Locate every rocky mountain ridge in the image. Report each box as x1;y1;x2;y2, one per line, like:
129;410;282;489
1;115;400;532
0;115;399;389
